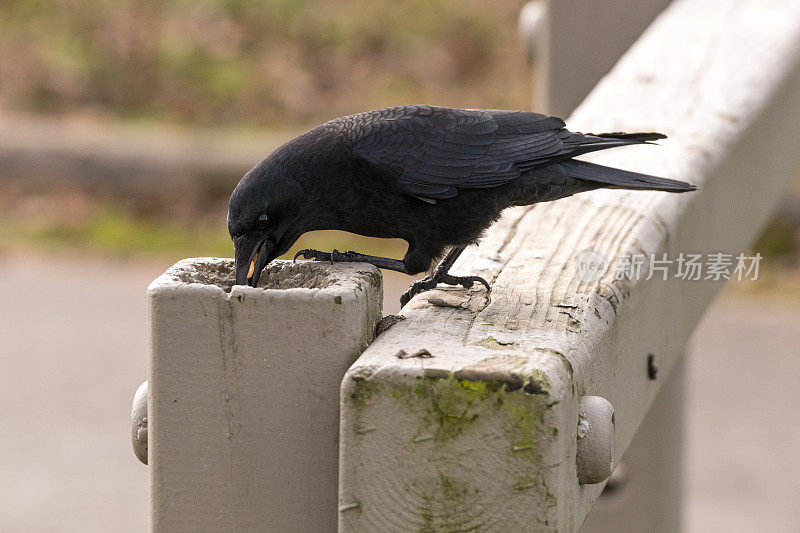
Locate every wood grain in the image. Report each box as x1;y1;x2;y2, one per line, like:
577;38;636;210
339;0;800;530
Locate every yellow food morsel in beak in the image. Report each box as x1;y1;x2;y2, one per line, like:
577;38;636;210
247;252;258;280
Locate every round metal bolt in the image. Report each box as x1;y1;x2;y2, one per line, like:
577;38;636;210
576;395;615;485
131;381;148;465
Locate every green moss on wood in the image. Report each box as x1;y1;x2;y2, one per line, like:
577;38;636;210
419;472;481;533
346;367;559;530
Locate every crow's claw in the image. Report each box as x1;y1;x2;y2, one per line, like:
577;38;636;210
440;273;491;292
293;249;329;262
400;272;491;307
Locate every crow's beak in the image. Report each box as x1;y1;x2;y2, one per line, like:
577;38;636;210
234;237;272;287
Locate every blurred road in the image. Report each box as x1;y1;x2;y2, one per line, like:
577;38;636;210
0;252;798;532
685;295;800;532
0;253;163;532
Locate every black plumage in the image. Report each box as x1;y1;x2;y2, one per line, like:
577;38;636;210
228;105;695;303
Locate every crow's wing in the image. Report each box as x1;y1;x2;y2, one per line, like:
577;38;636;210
342;105;641;201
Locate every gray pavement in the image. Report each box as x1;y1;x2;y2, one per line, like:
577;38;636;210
0;253;162;533
685;295;800;532
0;252;798;532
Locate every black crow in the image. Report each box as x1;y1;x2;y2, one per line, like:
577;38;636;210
228;105;695;306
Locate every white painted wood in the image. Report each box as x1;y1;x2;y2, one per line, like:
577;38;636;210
148;258;381;532
339;1;800;530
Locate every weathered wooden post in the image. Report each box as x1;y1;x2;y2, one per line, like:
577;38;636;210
146;258;381;532
521;1;683;530
338;0;800;530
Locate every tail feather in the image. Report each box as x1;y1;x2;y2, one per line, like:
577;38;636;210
545;131;667;164
554;159;696;192
590;131;667;142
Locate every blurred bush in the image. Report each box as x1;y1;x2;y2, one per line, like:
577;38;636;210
2;0;797;280
0;0;529;127
752;183;800;267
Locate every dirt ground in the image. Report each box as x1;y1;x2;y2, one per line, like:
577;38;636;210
1;252;798;532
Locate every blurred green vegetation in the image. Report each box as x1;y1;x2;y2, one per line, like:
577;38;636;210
0;0;527;260
2;0;798;292
751;179;800;267
754;220;797;262
0;203;407;262
0;206;231;256
0;0;529;127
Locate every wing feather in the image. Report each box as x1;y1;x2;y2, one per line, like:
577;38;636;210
342;105;649;200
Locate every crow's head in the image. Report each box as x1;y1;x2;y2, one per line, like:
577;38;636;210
228;159;305;287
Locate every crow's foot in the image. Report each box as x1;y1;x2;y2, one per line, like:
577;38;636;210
293;249;408;273
293;248;362;264
400;272;490;307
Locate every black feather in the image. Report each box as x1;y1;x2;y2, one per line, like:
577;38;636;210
590;131;667;141
344;105;683;200
552;160;696;192
228;105;697;284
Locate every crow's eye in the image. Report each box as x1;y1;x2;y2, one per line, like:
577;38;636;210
255;213;269;230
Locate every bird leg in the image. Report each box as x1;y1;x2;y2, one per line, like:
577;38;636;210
399;246;490;307
293;249;407;273
293;246;490;307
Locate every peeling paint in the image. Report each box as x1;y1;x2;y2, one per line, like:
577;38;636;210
472;336;518;349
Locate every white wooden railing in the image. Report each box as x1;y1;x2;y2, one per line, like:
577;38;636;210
133;0;800;531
